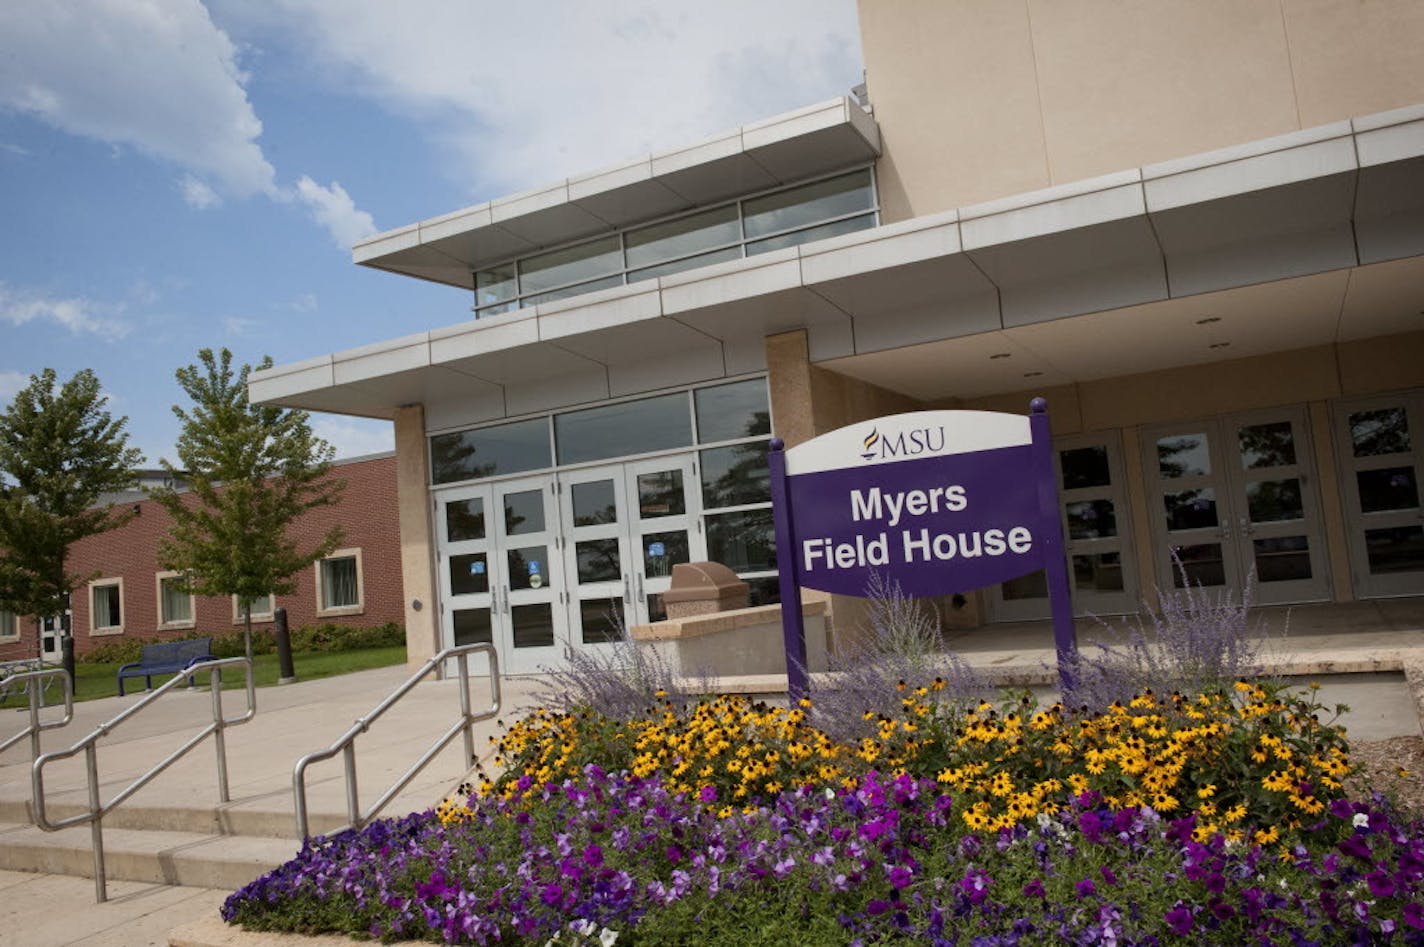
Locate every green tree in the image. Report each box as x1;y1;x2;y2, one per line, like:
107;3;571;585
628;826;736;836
153;348;345;662
0;368;143;659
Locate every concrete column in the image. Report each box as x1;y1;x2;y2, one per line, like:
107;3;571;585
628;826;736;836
765;329;818;449
394;405;439;671
1309;399;1354;602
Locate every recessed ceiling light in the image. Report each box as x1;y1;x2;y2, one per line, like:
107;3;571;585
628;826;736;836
1208;341;1231;349
1023;371;1043;378
1195;316;1221;325
989;352;1012;360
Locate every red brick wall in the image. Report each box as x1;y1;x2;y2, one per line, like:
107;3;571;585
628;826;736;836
0;454;403;662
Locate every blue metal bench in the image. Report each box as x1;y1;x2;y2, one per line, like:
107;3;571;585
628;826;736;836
116;638;215;696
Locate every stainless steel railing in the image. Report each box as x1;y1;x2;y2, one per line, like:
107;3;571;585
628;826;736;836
31;657;256;902
293;643;500;839
0;667;74;761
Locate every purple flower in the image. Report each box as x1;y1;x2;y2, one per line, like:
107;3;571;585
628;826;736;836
1165;904;1193;936
887;865;913;890
1339;835;1373;861
1407;903;1424;931
1366;870;1397;898
699;786;718;804
1022;878;1045;899
1099;865;1118;886
867;899;894;916
540;882;564;907
582;844;603;868
1075;878;1096;899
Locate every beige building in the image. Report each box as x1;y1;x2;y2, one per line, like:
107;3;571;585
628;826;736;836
251;0;1424;674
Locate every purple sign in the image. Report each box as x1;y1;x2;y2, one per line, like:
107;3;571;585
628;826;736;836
769;401;1077;701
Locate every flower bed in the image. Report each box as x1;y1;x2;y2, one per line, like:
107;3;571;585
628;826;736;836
223;682;1424;945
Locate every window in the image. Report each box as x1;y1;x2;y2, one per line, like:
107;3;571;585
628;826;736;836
555;392;693;465
471;168;878;318
89;578;124;635
156;572;195;628
0;609;16;642
232;594;275;624
316;549;364;615
431;416;552;486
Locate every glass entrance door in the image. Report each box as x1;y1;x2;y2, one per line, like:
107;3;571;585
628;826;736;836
1144;407;1330;605
559;456;704;646
436;475;568;675
1334;392;1424;598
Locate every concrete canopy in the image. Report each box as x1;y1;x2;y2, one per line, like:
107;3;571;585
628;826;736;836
250;104;1424;420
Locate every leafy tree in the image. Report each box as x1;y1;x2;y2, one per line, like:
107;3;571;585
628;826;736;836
0;368;143;659
153;348;345;662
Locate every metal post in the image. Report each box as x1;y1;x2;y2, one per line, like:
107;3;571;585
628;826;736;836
273;608;296;684
1030;398;1078;694
457;653;475;766
343;744;360;829
60;634;76;697
767;438;809;703
28;676;42;762
211;666;230;803
86;742;106;902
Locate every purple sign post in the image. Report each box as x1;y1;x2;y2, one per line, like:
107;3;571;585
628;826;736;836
769;399;1077;703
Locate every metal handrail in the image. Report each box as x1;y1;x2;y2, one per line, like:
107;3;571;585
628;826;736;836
32;657;256;902
293;643;500;839
0;667;74;760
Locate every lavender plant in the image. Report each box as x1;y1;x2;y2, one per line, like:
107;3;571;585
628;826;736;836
532;611;714;720
1067;558;1266;709
811;572;988;742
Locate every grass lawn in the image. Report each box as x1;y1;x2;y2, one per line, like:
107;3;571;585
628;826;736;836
1;646;408;710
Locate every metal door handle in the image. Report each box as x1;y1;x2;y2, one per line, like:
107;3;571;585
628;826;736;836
1218;525;1231;540
635;574;644;600
1239;516;1255;536
622;574;631;606
501;586;510;614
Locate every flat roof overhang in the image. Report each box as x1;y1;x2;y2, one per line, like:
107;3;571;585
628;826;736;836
351;97;883;290
252;103;1424;420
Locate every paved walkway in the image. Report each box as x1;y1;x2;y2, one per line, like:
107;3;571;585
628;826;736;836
0;604;1421;946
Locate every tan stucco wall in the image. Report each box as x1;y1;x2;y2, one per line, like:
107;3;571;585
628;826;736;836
859;0;1424;221
394;405;440;671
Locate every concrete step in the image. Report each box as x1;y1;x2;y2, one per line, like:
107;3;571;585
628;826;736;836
0;819;300;892
0;796;351;840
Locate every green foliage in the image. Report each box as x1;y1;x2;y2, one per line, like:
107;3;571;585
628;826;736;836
0;368;142;625
152;349;345;654
79;622;405;664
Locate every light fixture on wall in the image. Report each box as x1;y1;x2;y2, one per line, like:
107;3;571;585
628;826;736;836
989;352;1011;360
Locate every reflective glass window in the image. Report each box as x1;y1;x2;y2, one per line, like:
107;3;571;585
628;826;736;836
642;530;689;577
637;470;686;518
453;608;492;646
1364;526;1424;575
1357;467;1419;513
580;599;624;644
518;236;621;295
746;213;876;256
1253;536;1312;583
1163;488;1218;530
1072;553;1123;593
695;379;770;443
449;553;489;595
575;540;621;583
1060;446;1111;490
705;509;776;573
1066;499;1117;540
503;490;545;535
1351;407;1410;457
556;393;692;465
445;498;485;541
700;444;770;509
507;545;549;591
1172;544;1227;588
431;418;551;484
625;205;739;269
1245;478;1305;522
571;480;618;526
475;265;516;307
627;247;741;283
523;274;623;307
511;604;555;648
1157;434;1211;478
1239;422;1296;469
743;170;874;239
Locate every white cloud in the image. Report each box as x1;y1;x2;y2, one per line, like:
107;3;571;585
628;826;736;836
293;176;378;250
289;293;318;313
0;142;30;157
180;174;222;209
0;283;130;339
0;371;28;403
212;1;862;197
310;416;394;460
0;0;276;200
223;316;259;336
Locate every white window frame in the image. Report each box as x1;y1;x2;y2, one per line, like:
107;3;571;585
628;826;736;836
0;609;17;642
155;571;196;630
232;593;276;625
88;577;125;636
315;548;364;617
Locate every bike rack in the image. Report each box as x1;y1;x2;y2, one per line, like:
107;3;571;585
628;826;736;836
0;667;74;761
293;643;500;839
31;657;256;902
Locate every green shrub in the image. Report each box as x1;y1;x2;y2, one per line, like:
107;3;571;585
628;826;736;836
80;622;404;663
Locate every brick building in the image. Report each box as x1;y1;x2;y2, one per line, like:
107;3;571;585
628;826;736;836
0;452;403;663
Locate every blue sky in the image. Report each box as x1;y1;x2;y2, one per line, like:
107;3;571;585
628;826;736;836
0;1;861;464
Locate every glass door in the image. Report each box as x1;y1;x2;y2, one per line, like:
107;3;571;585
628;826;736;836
559;465;633;650
1143;408;1329;605
436;484;496;676
494;477;568;673
436;475;569;675
625;456;703;623
1334;392;1424;598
